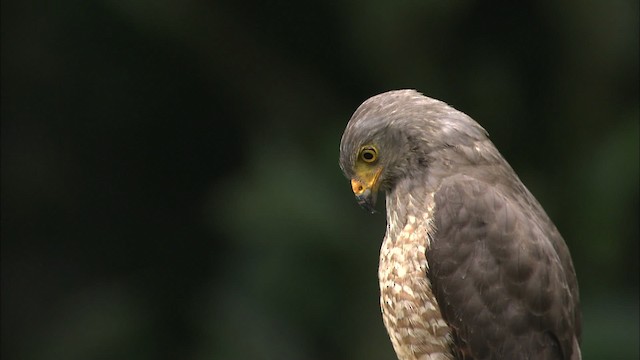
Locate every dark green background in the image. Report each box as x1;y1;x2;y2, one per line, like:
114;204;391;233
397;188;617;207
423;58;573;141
2;1;638;359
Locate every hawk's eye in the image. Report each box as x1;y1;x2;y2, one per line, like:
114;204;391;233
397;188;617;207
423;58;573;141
360;147;378;163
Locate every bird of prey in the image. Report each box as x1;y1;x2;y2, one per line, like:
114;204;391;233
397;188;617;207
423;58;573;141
339;90;581;360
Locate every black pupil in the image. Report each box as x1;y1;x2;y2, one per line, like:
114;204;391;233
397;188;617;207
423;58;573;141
363;151;374;160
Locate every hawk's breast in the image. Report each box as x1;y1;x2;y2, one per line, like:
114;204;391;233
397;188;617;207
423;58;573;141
379;194;452;360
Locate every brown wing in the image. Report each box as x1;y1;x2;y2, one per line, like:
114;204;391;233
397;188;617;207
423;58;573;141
427;174;581;360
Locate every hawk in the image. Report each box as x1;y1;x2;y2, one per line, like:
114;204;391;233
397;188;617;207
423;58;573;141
339;90;581;360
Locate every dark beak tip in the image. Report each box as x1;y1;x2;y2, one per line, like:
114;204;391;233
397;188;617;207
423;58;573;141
355;193;377;214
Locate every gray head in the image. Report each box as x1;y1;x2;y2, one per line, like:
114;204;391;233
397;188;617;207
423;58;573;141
339;89;488;211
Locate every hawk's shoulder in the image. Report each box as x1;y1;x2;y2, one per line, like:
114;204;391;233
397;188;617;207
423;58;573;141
426;174;580;360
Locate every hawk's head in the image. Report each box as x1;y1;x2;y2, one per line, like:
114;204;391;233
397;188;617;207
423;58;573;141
339;89;488;212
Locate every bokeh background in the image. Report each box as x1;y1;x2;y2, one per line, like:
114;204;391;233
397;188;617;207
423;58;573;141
2;1;638;359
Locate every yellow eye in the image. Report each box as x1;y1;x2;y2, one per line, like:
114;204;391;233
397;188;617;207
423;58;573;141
360;146;378;163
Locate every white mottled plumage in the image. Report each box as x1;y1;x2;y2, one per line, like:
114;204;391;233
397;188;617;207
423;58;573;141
379;189;452;360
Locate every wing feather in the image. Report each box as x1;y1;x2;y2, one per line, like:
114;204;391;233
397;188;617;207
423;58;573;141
427;174;580;360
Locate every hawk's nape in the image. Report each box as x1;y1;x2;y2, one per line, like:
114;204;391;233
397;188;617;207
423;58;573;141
339;90;581;360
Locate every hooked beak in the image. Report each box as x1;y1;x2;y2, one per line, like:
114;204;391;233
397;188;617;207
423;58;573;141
350;167;383;214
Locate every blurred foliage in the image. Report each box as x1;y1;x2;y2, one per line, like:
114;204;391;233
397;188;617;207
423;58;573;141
2;1;638;359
